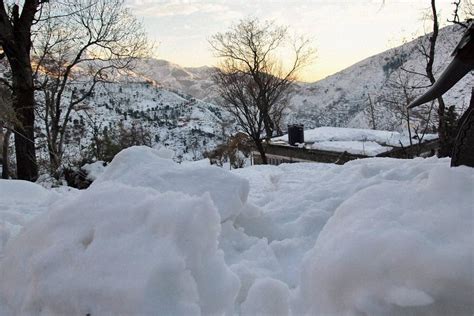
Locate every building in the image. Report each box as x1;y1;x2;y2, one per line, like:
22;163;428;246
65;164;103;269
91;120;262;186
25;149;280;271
253;126;439;165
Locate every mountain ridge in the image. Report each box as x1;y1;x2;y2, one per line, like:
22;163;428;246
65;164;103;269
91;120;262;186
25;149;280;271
3;24;472;167
128;24;472;133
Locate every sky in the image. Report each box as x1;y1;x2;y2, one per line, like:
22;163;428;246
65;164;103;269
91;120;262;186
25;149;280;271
125;0;456;82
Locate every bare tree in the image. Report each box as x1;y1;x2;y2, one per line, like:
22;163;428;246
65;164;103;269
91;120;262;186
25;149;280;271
380;0;466;156
381;67;436;154
83;119;152;163
364;93;379;130
409;0;474;156
450;0;473;27
210;18;314;164
384;0;456;156
419;0;450;156
32;0;148;178
0;85;16;178
375;38;437;150
0;0;50;181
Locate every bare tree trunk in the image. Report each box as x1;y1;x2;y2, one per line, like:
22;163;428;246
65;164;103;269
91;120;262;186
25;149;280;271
48;143;61;178
451;88;474;167
254;139;268;164
436;98;448;156
2;128;11;179
263;114;274;141
11;67;38;181
0;1;40;181
406;107;413;148
368;93;377;130
403;87;414;148
427;0;448;157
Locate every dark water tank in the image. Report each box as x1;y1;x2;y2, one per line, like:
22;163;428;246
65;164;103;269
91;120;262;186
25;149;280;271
288;124;304;146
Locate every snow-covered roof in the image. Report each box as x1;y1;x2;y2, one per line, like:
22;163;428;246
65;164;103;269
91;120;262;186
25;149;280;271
272;127;438;156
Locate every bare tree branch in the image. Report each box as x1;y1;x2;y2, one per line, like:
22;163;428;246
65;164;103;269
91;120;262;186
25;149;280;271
32;0;149;177
210;18;315;164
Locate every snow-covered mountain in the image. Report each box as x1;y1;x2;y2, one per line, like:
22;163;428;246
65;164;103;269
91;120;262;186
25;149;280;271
127;25;472;133
5;24;471;167
132;59;218;103
39;80;233;164
286;24;472;130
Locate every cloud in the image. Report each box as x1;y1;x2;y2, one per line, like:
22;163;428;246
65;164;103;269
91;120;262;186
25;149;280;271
126;0;232;17
125;0;456;81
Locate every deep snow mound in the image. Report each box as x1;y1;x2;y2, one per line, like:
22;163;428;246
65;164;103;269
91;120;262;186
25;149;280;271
298;162;474;316
93;146;249;222
0;180;60;255
0;183;240;315
0;148;472;315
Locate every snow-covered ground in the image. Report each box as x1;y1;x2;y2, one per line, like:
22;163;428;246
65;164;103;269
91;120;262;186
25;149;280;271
0;146;473;315
272;127;438;156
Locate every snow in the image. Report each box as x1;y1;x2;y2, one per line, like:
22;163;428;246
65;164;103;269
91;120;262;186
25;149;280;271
274;126;401;145
0;180;61;255
0;184;239;316
241;278;290;316
81;161;106;181
0;146;473;315
152;144;176;160
297;163;474;315
33;76;232;167
311;140;388;156
132;59;217;103
273;126;438;156
92;146;249;222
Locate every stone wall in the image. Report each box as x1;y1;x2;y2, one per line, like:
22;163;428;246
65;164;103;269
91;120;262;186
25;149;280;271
253;144;367;165
253;139;439;166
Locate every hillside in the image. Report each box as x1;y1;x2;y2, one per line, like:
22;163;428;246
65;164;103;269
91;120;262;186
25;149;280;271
132;59;217;103
38;80;232;164
3;25;471;168
286;24;473;130
127;25;472;133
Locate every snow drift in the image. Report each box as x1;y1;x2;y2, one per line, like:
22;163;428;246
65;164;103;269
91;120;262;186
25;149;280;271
0;146;473;315
298;161;474;316
0;180;60;255
0;183;240;315
93;146;249;222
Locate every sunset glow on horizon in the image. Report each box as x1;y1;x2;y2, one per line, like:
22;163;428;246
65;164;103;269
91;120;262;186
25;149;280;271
126;0;457;82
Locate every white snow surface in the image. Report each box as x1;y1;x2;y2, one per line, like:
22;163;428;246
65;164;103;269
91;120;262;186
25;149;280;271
311;140;388;156
274;127;405;146
273;127;437;156
92;146;249;222
0;186;239;316
81;161;106;181
0;180;64;255
0;146;473;315
297;162;474;315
